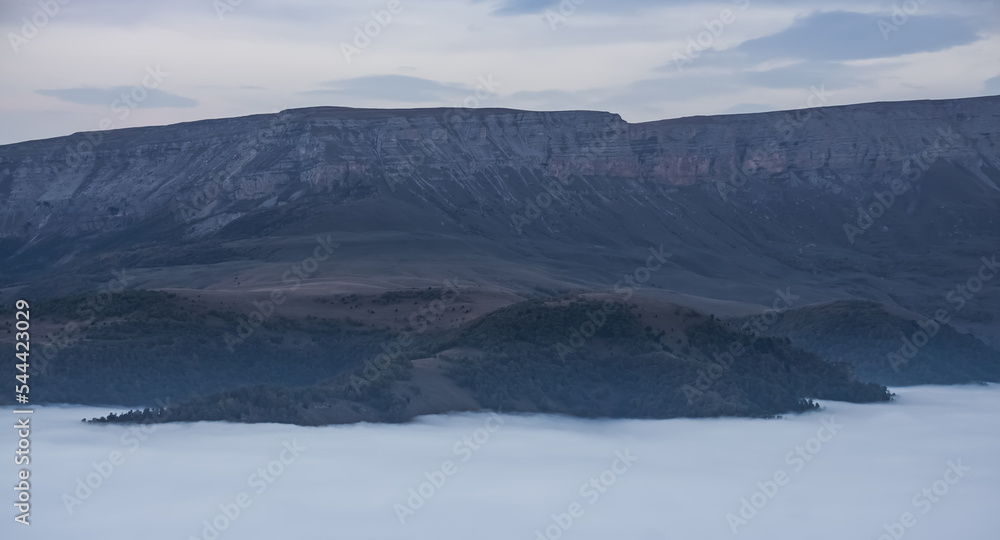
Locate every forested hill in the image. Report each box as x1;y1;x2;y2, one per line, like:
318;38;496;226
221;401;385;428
87;295;891;425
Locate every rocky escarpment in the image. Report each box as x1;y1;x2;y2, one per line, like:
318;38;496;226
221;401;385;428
1;97;998;242
630;98;1000;188
1;97;999;346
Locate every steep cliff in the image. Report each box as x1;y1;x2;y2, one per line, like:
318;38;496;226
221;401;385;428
2;97;998;241
1;97;999;341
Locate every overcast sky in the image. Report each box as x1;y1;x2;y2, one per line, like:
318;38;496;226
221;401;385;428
1;0;998;145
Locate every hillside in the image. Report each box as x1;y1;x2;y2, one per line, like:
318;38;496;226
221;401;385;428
2;96;998;422
746;300;1000;385
1;97;999;346
91;298;890;425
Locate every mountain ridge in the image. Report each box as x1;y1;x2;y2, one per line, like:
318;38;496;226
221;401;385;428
1;95;999;421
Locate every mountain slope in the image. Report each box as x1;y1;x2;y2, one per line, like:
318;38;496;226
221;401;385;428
1;96;998;418
2;98;998;338
745;300;1000;385
90;298;890;425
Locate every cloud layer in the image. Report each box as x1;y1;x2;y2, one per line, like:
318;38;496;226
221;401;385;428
1;384;998;539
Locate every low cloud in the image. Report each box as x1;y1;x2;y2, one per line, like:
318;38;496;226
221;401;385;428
304;75;476;104
985;75;1000;95
1;384;996;539
732;11;980;63
36;87;198;108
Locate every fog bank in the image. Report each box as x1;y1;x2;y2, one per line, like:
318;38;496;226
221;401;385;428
3;385;998;540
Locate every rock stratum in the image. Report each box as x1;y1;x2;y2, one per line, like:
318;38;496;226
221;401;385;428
2;98;999;239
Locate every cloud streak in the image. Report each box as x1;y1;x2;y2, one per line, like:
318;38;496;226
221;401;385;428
36;87;198;108
304;75;474;104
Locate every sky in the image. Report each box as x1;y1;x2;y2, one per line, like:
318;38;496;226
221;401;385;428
0;0;998;145
1;385;998;539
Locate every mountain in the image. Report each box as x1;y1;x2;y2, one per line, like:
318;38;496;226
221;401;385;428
1;96;998;420
742;300;1000;386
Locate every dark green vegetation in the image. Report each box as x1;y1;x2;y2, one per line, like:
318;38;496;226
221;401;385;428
0;291;392;406
87;297;890;426
443;300;889;419
749;301;1000;385
11;285;998;427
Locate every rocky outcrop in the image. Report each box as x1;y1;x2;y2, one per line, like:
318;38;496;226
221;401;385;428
1;97;998;242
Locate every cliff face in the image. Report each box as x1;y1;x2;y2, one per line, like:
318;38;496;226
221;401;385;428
1;97;999;345
1;108;633;239
2;97;997;241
